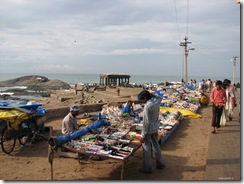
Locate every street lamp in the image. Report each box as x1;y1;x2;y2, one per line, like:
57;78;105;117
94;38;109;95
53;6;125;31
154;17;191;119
185;48;195;85
231;56;238;84
179;36;195;85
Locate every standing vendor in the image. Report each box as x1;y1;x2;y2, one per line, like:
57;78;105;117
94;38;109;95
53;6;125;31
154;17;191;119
137;90;165;174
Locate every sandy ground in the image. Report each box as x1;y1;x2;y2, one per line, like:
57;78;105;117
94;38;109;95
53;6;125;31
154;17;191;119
0;87;240;181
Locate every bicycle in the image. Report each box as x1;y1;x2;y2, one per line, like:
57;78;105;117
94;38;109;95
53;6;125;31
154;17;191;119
0;107;40;154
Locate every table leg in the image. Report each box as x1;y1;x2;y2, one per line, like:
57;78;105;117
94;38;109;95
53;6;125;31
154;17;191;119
48;145;54;180
48;126;54;180
51;154;53;180
121;160;126;180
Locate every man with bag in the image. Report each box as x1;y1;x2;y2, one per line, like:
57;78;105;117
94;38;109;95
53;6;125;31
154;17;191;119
210;80;227;134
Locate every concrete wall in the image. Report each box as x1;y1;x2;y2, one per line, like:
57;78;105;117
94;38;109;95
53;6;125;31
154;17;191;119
40;103;105;123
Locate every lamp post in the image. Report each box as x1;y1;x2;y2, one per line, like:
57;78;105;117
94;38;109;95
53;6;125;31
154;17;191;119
179;36;195;85
231;56;238;84
185;48;195;85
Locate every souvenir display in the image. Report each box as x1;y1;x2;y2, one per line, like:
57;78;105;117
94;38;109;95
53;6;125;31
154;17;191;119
63;125;141;160
156;86;202;112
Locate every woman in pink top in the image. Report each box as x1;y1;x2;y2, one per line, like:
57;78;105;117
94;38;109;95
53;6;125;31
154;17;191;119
210;80;227;134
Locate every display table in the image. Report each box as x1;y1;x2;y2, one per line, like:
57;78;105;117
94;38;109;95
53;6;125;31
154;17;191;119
61;140;141;180
48;126;142;180
48;110;183;180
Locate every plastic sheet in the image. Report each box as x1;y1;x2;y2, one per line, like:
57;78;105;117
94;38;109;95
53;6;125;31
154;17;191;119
0;108;30;127
160;106;202;118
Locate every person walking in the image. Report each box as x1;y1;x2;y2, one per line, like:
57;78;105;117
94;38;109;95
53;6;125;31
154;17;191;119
220;81;228;126
233;83;237;92
210;80;227;134
206;79;211;93
116;86;120;96
137;90;165;174
193;79;197;88
224;79;236;121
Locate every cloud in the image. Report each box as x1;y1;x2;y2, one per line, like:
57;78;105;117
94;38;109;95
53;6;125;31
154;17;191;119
0;0;240;81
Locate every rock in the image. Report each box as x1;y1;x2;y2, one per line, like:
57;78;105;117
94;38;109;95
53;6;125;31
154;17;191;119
0;75;71;91
0;75;48;86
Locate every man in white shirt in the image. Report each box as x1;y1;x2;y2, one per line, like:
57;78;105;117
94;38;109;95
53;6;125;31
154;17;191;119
61;105;79;135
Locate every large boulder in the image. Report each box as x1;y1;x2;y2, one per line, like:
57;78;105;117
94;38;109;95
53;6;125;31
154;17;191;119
0;75;71;90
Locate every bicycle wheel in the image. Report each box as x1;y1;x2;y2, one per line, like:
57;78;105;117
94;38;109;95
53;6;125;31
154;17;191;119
18;121;30;145
1;126;16;154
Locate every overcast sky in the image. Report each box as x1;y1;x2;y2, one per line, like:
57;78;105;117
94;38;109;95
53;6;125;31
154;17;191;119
0;0;241;80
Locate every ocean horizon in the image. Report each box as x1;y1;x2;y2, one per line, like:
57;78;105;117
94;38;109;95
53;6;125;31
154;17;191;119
0;73;240;86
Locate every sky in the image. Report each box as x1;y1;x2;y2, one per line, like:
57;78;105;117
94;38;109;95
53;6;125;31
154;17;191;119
0;0;241;81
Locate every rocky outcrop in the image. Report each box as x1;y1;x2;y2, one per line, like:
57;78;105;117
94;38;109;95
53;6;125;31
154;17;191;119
0;75;71;91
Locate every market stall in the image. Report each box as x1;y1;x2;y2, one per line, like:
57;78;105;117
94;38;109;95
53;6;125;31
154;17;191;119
48;102;183;180
49;124;142;180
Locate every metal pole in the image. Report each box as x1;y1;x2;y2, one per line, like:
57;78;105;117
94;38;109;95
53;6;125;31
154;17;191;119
233;60;235;84
182;48;185;81
185;51;188;85
184;36;188;84
233;58;236;84
180;36;192;85
232;56;238;84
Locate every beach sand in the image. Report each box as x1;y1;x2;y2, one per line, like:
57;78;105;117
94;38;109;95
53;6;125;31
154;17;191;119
0;87;240;180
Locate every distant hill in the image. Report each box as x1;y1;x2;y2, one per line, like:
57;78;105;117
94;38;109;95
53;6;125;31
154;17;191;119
0;75;71;90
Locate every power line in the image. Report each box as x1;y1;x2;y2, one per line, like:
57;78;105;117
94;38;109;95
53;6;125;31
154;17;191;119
190;38;218;51
187;0;189;36
173;0;181;42
173;0;184;79
192;50;227;61
190;38;232;61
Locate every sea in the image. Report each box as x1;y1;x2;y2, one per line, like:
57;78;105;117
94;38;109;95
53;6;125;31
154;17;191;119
0;72;240;92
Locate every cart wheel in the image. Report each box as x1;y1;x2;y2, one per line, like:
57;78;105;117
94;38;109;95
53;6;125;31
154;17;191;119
18;121;30;145
1;126;16;154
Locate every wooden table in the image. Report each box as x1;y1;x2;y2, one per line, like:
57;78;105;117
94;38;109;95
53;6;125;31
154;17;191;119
48;132;142;180
62;140;141;180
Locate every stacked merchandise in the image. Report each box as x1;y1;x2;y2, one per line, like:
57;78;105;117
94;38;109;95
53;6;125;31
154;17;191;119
63;127;142;160
64;96;185;158
100;103;182;144
158;110;182;144
156;87;201;113
171;101;199;113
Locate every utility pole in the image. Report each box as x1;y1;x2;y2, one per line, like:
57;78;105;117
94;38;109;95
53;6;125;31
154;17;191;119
179;36;194;85
182;49;185;82
231;56;238;84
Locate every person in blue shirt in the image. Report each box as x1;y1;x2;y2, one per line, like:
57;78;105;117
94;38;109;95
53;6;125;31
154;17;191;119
233;83;237;92
123;100;136;117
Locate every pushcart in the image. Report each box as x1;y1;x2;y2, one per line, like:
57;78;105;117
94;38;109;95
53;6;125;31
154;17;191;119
0;103;45;154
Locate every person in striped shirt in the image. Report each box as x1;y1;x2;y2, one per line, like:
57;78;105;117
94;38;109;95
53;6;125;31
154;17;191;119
138;90;165;174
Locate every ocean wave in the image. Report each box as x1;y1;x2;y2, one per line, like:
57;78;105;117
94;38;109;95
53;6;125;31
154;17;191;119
0;86;27;92
0;92;14;95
